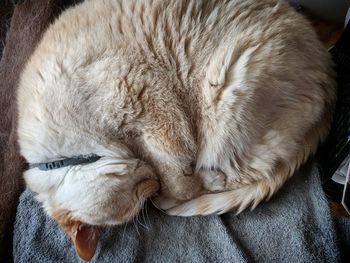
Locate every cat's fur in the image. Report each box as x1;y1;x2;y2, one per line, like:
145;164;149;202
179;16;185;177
17;0;336;260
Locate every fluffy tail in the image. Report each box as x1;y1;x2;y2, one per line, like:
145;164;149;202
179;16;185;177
165;112;332;217
166;173;288;216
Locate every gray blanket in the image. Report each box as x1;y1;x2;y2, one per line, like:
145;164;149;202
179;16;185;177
13;162;345;262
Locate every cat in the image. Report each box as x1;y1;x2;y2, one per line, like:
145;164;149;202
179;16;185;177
17;0;336;260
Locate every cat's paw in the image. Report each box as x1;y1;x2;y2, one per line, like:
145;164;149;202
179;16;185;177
163;175;203;200
151;194;185;210
199;170;226;192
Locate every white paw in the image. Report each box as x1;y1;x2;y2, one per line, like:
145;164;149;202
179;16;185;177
199;170;226;192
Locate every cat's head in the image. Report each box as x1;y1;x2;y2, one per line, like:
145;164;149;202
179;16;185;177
17;94;161;259
23;152;159;260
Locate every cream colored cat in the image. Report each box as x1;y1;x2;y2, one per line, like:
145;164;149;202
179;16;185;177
17;0;335;260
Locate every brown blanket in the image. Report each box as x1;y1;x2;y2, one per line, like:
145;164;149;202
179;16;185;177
0;1;63;261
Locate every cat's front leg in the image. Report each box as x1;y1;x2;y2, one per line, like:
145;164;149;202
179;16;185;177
152;173;203;211
153;169;227;211
159;168;226;200
161;173;203;200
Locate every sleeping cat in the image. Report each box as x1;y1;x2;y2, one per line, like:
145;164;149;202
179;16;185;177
17;0;335;260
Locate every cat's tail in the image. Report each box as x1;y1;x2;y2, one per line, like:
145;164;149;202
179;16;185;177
165;169;289;216
164;111;332;216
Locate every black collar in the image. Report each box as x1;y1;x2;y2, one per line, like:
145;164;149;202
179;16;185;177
28;154;101;171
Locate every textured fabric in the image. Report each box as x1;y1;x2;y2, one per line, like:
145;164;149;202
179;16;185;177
335;217;350;260
0;1;63;262
0;1;14;58
13;163;344;262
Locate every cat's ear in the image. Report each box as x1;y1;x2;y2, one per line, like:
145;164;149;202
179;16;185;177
73;223;100;261
52;208;100;260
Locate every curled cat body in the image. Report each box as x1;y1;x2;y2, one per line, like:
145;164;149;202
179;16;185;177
17;0;335;260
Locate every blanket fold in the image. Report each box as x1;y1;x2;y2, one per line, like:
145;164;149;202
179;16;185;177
0;1;62;262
